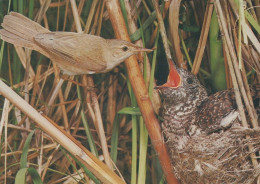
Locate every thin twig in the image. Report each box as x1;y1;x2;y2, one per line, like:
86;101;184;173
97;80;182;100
192;0;214;74
152;0;172;61
169;0;187;69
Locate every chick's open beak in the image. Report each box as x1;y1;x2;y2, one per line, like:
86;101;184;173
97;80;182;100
155;60;181;89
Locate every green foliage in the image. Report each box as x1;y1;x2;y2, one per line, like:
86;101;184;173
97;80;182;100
209;9;227;91
118;107;141;115
15;130;43;184
15;168;43;184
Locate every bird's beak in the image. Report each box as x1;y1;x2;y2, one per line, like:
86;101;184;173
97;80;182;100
155;59;181;89
133;47;154;53
134;47;154;61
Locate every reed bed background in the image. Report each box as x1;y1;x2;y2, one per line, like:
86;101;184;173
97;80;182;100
0;0;259;183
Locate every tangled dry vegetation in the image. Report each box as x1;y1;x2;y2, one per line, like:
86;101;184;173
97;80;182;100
0;0;259;184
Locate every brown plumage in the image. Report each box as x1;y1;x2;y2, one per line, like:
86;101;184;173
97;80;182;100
157;65;260;184
0;12;152;75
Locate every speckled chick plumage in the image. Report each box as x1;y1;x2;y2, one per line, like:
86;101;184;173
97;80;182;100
158;68;260;184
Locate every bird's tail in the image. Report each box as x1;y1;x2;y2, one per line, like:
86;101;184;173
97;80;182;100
0;12;50;50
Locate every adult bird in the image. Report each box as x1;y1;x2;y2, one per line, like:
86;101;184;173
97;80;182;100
0;12;152;75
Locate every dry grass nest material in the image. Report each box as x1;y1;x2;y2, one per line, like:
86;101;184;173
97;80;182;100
166;124;260;184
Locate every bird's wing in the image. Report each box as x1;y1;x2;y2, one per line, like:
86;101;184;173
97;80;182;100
196;90;237;134
35;32;107;72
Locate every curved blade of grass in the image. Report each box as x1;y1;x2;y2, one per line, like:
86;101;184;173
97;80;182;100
125;69;138;184
15;167;43;184
137;117;148;184
130;8;160;41
27;167;43;184
110;115;119;162
67;149;100;184
20;129;35;168
61;148;86;183
15;168;30;184
80;109;98;156
131;114;137;184
0;40;4;72
244;10;260;34
209;9;226;91
117;107;141;115
76;83;98;156
148;29;160;96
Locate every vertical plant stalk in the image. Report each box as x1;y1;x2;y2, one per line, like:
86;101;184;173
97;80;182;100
14;46;35;78
131;113;138;184
214;0;258;128
49;66;69;130
169;0;187;69
124;0;161;114
87;76;114;169
0;99;10;151
214;0;258;168
105;0;178;183
24;0;52;129
209;8;227;91
58;87;69;131
106;74;117;133
45;78;64;114
69;0;113;169
227;0;259;120
125;2;153;182
137;117;149;184
84;0;98;33
191;0;214;74
223;41;259;168
3;99;10;184
152;0;172;62
41;145;60;180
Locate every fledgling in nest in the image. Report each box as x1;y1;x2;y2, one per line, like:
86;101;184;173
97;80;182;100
156;61;260;184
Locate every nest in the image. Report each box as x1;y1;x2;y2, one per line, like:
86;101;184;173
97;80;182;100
165;125;260;184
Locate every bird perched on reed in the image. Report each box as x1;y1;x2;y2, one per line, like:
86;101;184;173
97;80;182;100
0;12;152;75
156;61;260;184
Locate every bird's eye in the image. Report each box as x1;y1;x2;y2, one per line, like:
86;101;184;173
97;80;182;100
122;46;128;51
187;77;193;84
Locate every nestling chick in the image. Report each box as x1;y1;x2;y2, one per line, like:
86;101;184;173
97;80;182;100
156;61;260;184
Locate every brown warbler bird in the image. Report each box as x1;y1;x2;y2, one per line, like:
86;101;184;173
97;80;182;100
0;12;152;75
156;61;260;184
